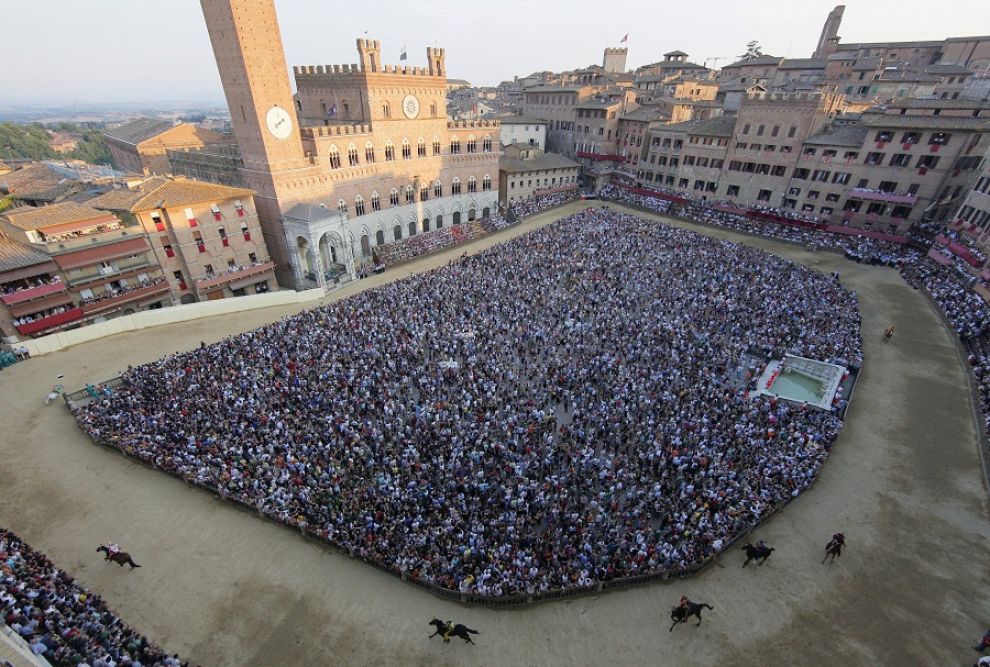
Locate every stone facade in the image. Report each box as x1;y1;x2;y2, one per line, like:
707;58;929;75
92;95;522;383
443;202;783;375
198;1;499;289
499;145;579;203
104;121;227;176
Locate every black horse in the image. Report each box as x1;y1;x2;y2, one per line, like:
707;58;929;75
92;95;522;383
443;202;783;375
429;618;479;644
741;542;774;567
822;533;845;564
669;600;714;632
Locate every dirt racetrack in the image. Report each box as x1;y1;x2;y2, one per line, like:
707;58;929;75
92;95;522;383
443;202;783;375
2;201;989;666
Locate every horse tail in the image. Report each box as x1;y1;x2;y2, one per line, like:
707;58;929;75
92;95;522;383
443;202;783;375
465;628;479;634
702;603;713;610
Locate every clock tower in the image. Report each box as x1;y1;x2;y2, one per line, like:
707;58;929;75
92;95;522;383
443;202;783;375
199;0;322;284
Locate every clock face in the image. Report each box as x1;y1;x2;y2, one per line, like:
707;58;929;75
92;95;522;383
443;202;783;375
402;94;420;120
266;106;293;140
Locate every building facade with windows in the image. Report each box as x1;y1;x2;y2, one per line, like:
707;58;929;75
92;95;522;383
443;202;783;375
103;119;228;176
0;202;171;338
197;0;499;289
499;145;579;204
496;115;548;150
89;178;276;303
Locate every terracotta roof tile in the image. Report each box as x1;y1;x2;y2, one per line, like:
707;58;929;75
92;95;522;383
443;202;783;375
0;238;50;272
129;178;255;211
0;201;117;232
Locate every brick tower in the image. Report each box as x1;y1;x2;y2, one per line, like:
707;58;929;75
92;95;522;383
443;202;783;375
199;0;323;284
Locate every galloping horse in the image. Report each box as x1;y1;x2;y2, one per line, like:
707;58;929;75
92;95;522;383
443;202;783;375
97;545;141;569
741;542;775;567
669;600;714;631
822;533;845;564
429;618;479;644
883;325;895;342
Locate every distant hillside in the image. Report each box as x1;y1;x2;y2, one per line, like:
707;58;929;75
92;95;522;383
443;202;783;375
0;122;112;165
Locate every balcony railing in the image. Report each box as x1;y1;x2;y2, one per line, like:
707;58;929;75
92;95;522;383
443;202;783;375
67;257;156;287
850;188;918;205
1;280;67;306
80;281;171;316
38;227;146;253
14;307;84;336
194;261;275;290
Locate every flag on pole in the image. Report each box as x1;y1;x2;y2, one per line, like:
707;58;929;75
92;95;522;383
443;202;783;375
620;34;628;43
400;44;408;61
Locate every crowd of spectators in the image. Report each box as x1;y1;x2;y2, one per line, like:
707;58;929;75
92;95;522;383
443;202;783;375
74;208;860;597
508;191;579;220
903;261;990;339
1;274;62;297
1;528;183;666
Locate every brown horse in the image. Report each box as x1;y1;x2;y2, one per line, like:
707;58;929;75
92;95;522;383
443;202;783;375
97;545;141;569
669;600;714;631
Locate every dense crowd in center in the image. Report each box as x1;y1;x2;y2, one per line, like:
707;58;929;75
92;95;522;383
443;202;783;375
74;208;860;597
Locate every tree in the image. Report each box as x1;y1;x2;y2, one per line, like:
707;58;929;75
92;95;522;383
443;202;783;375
739;41;764;61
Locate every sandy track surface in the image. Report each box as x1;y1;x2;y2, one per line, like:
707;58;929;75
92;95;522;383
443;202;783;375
1;201;988;666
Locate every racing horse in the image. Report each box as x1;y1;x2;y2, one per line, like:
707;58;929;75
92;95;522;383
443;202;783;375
741;542;774;567
97;545;141;569
883;325;895;342
669;599;714;631
822;533;845;564
429;618;479;644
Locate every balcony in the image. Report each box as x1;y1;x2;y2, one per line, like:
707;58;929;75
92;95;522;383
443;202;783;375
1;280;67;306
850;188;918;205
39;227;146;253
80;281;171;316
14;307;84;336
194;261;276;291
66;256;156;287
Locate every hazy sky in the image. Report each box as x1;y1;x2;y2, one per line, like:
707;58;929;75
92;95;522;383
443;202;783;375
5;0;990;105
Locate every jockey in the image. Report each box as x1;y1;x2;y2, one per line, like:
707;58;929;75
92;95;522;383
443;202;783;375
107;542;120;559
443;620;454;641
679;595;689;609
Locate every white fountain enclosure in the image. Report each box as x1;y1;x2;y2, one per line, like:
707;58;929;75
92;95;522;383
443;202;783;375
754;354;848;411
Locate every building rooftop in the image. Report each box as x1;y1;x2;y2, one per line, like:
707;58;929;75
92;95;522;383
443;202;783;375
500;152;580;173
860;112;990;131
803;124;870;147
722;55;784;69
718;79;767;93
886;98;989;110
102;118;177;145
0;163;68;196
0;201;117;232
284;203;341;223
0;237;51;273
660;115;737;137
496;114;550;125
127;178;255;212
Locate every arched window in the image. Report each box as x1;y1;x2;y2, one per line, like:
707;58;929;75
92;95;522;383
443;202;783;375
417;138;426;158
389;188;400;207
337;199;348;214
451;177;462;195
347;144;359;166
453;211;462;225
320;100;327;114
393;225;402;241
365;142;375;163
468;207;476;221
433;138;441;155
355;195;365;216
450;137;461;154
434;180;442;198
408;220;417;237
482;136;492;153
328;145;341;169
385;141;395;161
423;217;431;232
420;185;429;201
436;215;443;228
376;230;385;245
405;185;415;204
466;135;477;153
382;102;390;118
401;139;411;159
371;191;381;211
430;102;438;117
468;176;477;193
482;175;492;191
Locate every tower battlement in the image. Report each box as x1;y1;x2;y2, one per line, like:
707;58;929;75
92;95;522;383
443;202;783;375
293;39;447;80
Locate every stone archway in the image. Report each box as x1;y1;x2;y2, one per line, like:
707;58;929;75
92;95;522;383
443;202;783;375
436;215;443;228
297;236;315;277
482;206;490;219
376;230;385;245
468;207;477;221
360;234;371;258
453;211;462;225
